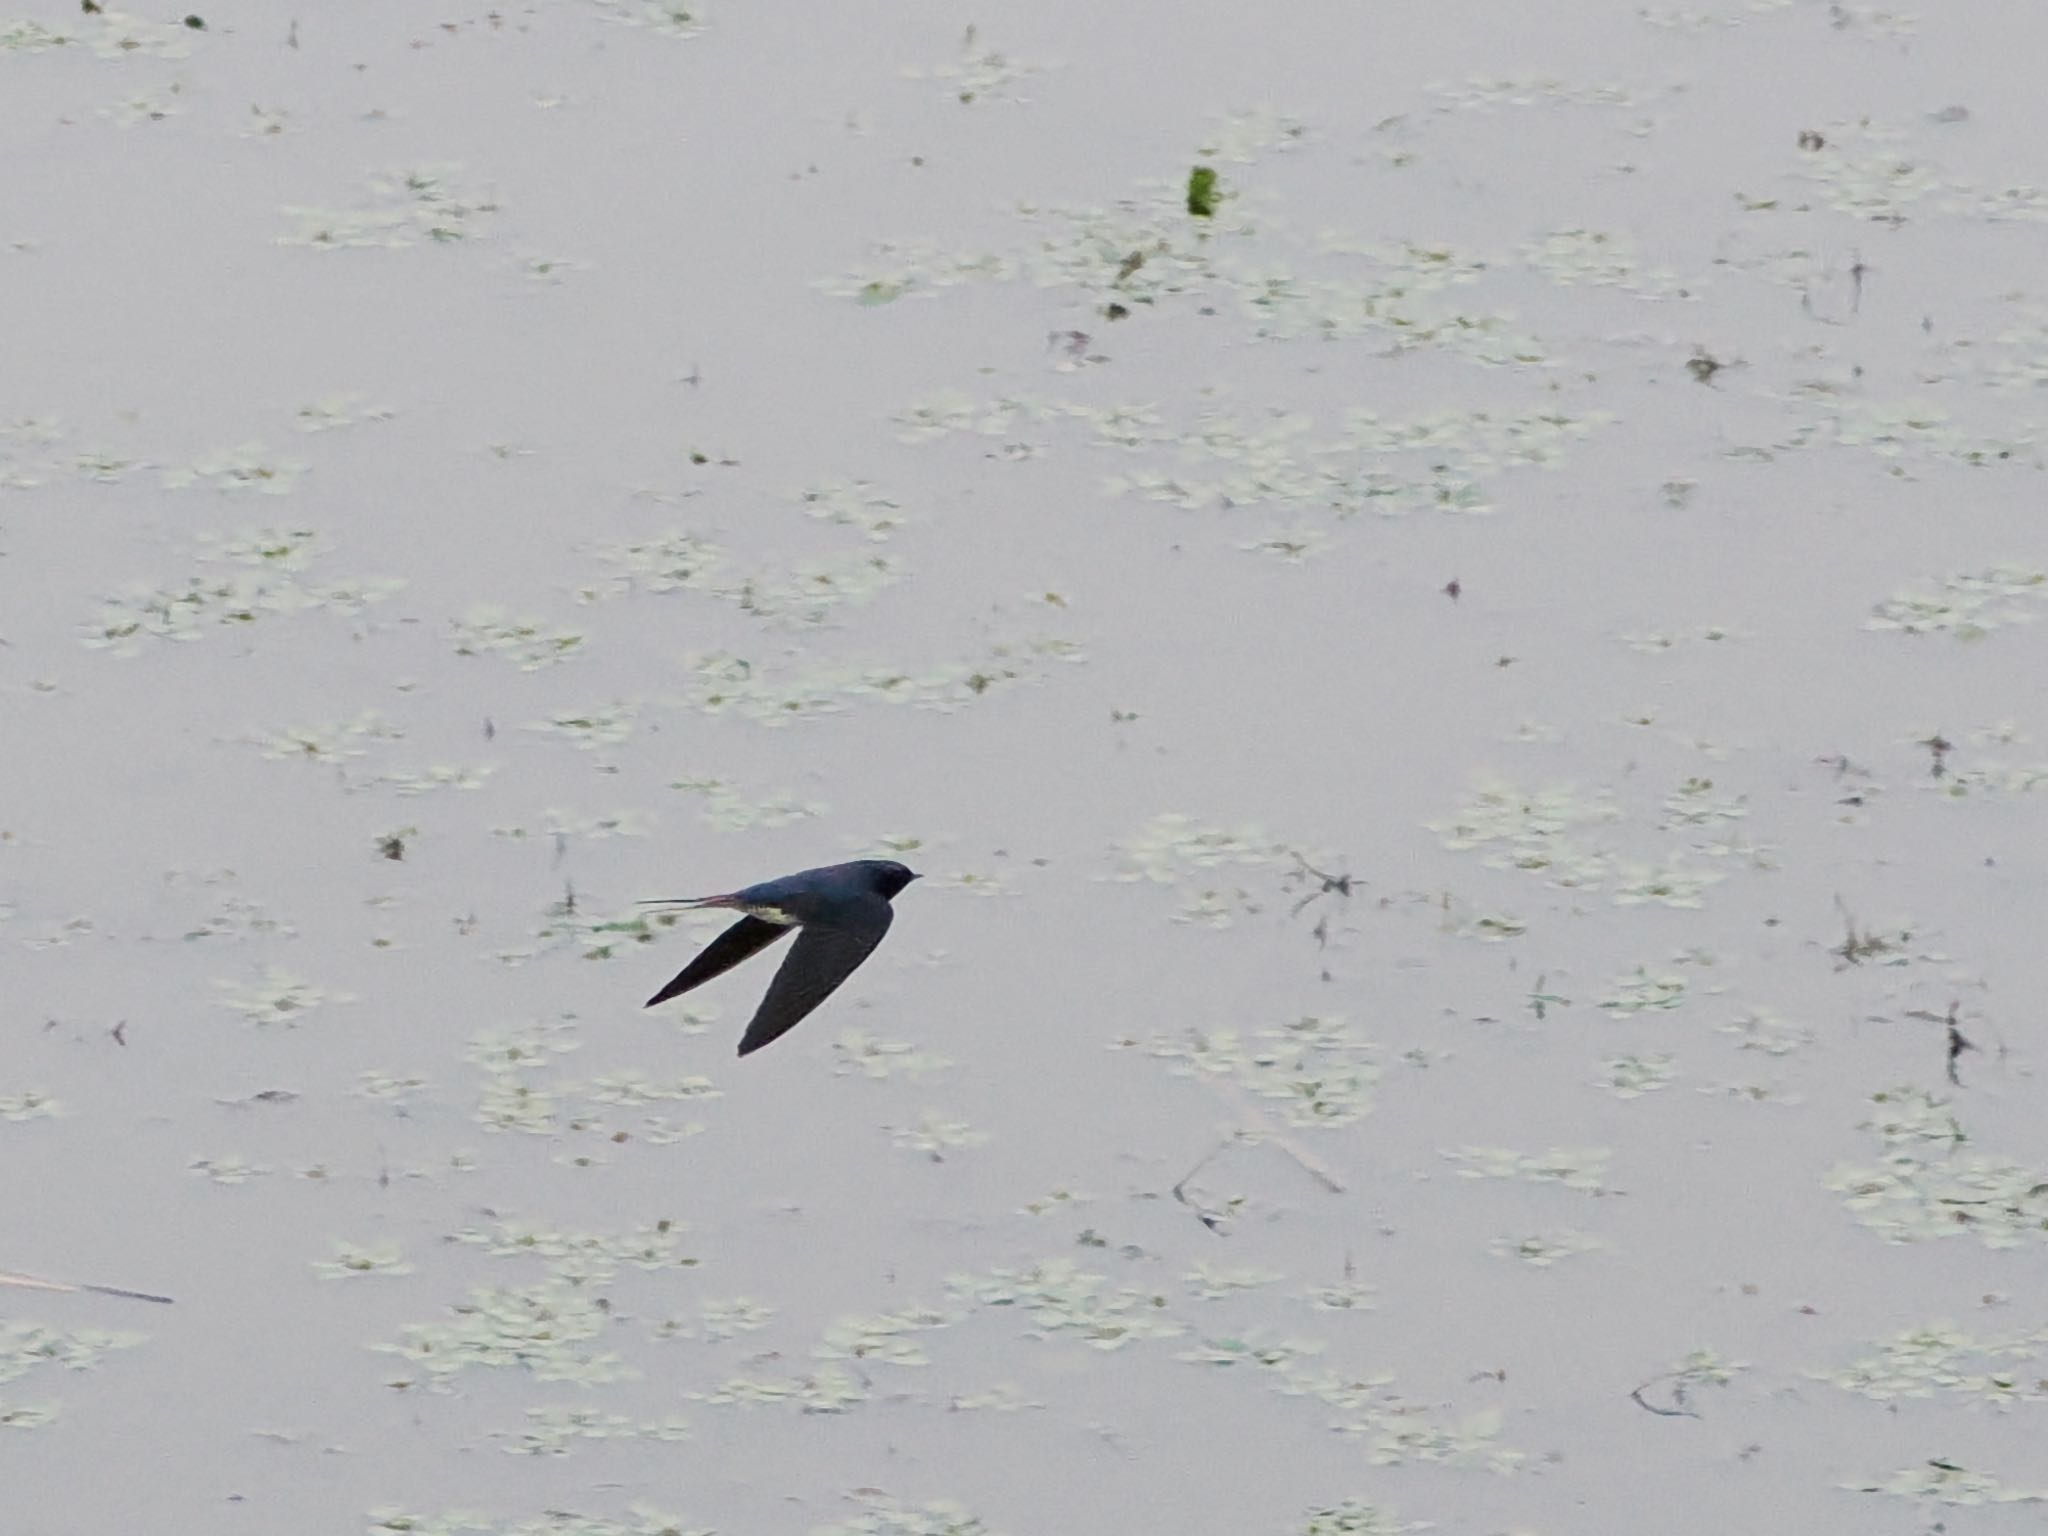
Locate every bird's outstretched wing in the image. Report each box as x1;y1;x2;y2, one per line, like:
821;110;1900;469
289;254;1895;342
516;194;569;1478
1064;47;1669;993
737;896;895;1056
645;916;792;1008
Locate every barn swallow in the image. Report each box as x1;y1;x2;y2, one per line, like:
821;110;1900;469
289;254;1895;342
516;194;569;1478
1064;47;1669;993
641;859;920;1056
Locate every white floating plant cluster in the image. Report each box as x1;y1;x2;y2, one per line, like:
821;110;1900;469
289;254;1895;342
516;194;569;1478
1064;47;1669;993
1827;1087;2048;1248
83;527;403;655
279;164;499;249
1867;564;2047;639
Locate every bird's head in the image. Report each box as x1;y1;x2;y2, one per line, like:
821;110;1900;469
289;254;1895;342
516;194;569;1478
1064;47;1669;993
864;859;922;898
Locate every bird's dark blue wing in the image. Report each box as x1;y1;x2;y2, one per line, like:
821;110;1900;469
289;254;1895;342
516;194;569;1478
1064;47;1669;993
645;916;792;1008
736;896;894;1056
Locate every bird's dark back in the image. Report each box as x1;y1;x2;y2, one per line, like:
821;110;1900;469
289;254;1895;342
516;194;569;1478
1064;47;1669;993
732;859;918;919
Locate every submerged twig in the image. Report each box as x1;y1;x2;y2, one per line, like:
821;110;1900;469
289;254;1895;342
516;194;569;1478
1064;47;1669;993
1628;1380;1696;1418
1171;1138;1232;1234
1213;1078;1347;1193
1903;998;1996;1087
0;1269;173;1305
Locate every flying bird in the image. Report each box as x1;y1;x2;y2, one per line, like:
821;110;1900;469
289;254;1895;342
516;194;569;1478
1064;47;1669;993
641;859;920;1056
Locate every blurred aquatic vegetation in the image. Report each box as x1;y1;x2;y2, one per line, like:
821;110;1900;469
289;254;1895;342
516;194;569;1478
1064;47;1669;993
82;529;403;655
1817;1320;2048;1406
1441;1145;1614;1193
1827;1088;2048;1249
279;165;499;249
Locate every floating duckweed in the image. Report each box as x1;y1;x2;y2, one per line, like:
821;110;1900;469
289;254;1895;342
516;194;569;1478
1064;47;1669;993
800;479;909;540
0;1090;61;1122
1598;967;1688;1017
251;711;401;763
1521;227;1680;292
1827;1088;2048;1248
1701;1078;1802;1105
1489;1230;1607;1266
678;638;1081;724
1813;396;2034;467
1111;814;1287;926
1183;1263;1285;1300
373;764;495;796
501;1404;690;1457
1431;779;1620;888
4;9;195;55
1301;1279;1377;1312
1793;121;1941;222
1197;108;1307;162
1097;404;1606;523
946;1259;1185;1350
188;1154;271;1185
379;1280;635;1388
466;1021;581;1072
1364;1404;1525;1473
313;1240;412;1280
1426;75;1639;111
493;808;655;842
685;1297;774;1341
73;448;145;482
887;390;1050;442
887;1111;989;1160
586;0;708;40
1818;1320;2048;1405
1239;526;1330;561
1442;1145;1613;1192
1178;1331;1323;1370
524;899;674;963
161;444;305;495
1133;1020;1380;1128
1296;1500;1428;1536
700;1363;867;1412
948;1384;1035;1412
280;164;498;248
595;529;729;594
295;392;393;432
599;524;904;624
1019;1188;1095;1217
451;608;586;670
815;1492;997;1536
833;1031;953;1080
217;967;352;1027
449;1217;691;1272
1867;564;2047;638
904;26;1044;105
1661;778;1746;827
525;701;643;748
1622;625;1737;652
1721;1008;1813;1056
574;1071;720;1105
1611;858;1724;908
83;533;403;655
101;85;182;124
2;1316;147;1431
356;1072;429;1103
1600;1054;1675;1097
367;1503;706;1535
0;1323;146;1390
1928;752;2048;799
815;1307;951;1365
1845;1461;2048;1507
669;775;824;831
